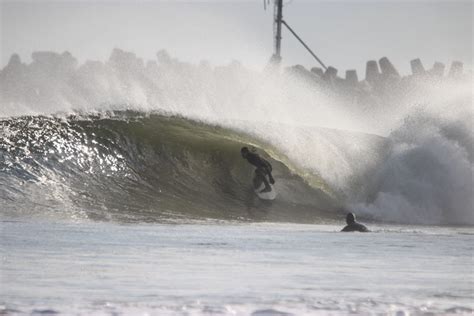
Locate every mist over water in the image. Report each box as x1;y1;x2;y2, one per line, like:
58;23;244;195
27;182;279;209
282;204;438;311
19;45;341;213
0;49;472;225
354;108;474;225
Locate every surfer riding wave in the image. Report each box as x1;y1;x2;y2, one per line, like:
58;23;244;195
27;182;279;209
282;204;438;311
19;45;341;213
241;146;275;193
1;113;338;222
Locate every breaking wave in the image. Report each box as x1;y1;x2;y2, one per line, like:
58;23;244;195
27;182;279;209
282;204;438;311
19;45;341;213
0;49;472;225
0;112;341;223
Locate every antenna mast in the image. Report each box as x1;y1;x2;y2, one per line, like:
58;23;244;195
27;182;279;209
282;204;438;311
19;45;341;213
273;0;283;61
269;0;328;70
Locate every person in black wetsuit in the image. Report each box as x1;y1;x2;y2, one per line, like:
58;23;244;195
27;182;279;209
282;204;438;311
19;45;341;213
241;147;275;193
341;213;369;232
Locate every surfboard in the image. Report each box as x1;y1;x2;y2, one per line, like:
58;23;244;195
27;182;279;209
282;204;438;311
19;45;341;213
254;183;277;200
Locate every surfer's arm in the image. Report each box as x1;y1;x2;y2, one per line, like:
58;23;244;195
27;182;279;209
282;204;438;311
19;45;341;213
262;158;273;172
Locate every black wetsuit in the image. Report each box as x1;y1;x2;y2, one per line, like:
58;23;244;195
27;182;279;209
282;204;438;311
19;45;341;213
244;152;274;191
341;222;369;232
244;152;273;175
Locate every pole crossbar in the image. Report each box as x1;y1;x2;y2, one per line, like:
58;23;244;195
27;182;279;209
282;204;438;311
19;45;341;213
281;20;328;71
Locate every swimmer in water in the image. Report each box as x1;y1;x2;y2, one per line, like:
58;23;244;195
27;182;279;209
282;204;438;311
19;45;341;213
341;213;369;232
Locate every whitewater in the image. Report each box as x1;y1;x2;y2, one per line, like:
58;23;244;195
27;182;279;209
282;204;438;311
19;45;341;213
1;49;473;315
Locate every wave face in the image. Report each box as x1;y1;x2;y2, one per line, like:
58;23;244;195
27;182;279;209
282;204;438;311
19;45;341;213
1;49;472;225
0;113;338;223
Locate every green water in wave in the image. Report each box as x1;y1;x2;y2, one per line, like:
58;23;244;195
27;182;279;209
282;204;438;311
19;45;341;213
1;112;338;223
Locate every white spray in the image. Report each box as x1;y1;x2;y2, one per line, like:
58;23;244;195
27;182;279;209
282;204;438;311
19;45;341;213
1;49;472;224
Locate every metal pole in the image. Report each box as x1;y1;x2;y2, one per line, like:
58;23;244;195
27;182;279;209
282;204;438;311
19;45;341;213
274;0;283;59
282;20;328;71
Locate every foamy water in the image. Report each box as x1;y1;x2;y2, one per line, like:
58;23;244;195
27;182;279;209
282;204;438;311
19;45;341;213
1;220;473;315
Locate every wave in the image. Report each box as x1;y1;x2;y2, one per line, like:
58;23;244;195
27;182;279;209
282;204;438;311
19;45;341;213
1;49;472;225
352;108;474;225
0;112;340;223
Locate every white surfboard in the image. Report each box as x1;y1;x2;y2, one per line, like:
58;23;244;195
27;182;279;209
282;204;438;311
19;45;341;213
254;183;277;200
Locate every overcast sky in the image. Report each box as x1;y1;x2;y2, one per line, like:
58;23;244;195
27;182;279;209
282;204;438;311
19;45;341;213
1;0;472;76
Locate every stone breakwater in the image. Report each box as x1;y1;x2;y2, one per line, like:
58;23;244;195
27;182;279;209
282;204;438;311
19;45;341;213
284;56;470;106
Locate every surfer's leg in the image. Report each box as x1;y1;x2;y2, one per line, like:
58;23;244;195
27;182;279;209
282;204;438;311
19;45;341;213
267;171;275;184
253;170;263;189
256;168;271;193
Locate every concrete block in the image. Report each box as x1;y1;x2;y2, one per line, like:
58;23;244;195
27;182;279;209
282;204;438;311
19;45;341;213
410;58;425;75
379;57;400;78
365;60;380;83
448;61;463;78
345;70;358;86
311;67;324;77
431;62;445;77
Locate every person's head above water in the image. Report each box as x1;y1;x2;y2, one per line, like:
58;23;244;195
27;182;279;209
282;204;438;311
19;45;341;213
346;212;356;224
341;212;369;232
241;146;249;158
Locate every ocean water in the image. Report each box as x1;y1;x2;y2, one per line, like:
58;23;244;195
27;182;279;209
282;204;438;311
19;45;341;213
1;50;473;315
1;219;473;315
